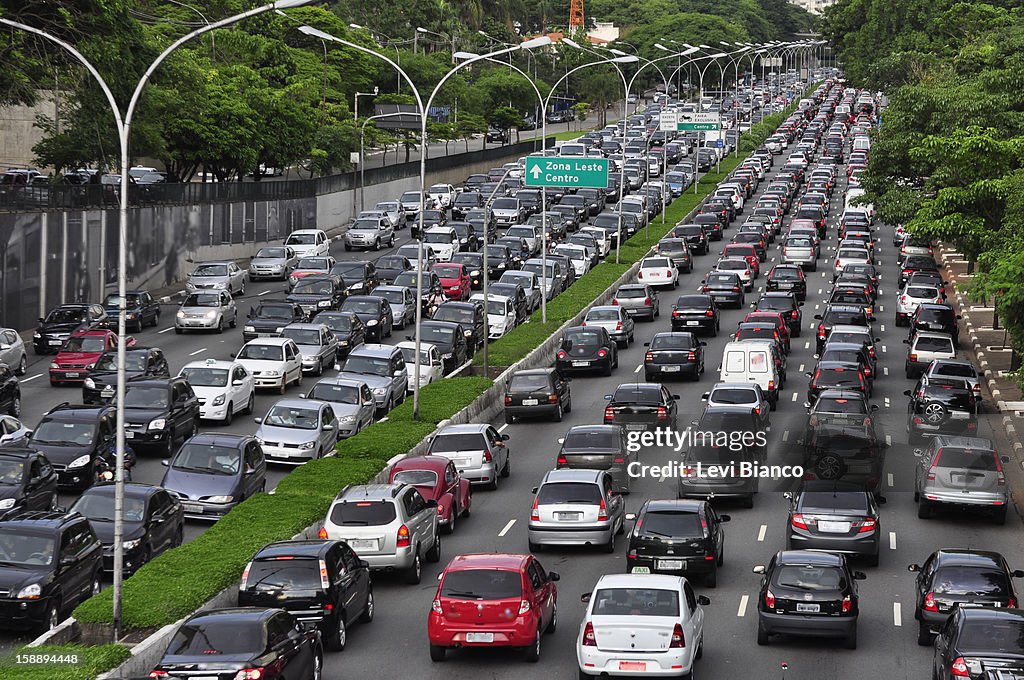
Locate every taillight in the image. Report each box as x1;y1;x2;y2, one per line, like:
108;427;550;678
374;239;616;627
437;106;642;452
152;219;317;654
687;351;696;361
318;527;328;539
1010;597;1018;608
705;309;714;317
604;407;614;421
645;351;654;362
857;518;876;533
644;298;652;305
638;271;643;279
557;454;568;466
910;353;918;362
669;623;685;648
319;559;330;589
950;657;970;677
768;380;775;392
732;286;741;292
615;322;623;331
149;672;169;679
673;310;683;317
702;286;711;292
841;595;852;613
432;598;443;614
598;497;609;521
791;514;809;530
657;406;668;420
504;395;512;406
397;524;411;548
817;324;826;339
531;497;540;521
518;599;531;615
483;449;493;462
923;591;938;611
235;671;265;680
665;270;673;277
240;561;252;589
791;309;798;319
597;348;608;358
582;622;597;646
557;350;567;359
765;589;775;609
612;298;620;304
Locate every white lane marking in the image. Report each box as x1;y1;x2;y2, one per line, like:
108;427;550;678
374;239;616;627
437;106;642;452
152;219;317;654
814;304;820;310
880;324;886;332
893;602;902;627
887;472;894;487
498;519;516;537
879;288;883;295
798;364;804;372
791;391;798;402
21;373;43;383
817;288;822;294
804;341;810;350
782;430;790;442
497;423;509;433
878;304;884;312
634;364;643;373
884;397;891;408
889;531;897;551
258;290;271;296
881;345;887;353
886;434;892;446
884;366;889;375
757;525;767;542
737;594;749;617
189;348;207;356
158;326;175;334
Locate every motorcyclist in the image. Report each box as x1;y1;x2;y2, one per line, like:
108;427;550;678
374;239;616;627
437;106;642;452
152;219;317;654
426;288;446;317
98;438;136;482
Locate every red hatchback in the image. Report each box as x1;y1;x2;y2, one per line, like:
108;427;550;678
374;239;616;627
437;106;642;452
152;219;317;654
389;455;473;534
433;263;471;301
49;329;133;385
743;310;792;353
721;243;760;277
428;553;559;663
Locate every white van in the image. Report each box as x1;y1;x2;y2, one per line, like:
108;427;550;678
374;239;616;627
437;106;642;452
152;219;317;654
719;340;781;407
852;136;871;153
845;188;874;220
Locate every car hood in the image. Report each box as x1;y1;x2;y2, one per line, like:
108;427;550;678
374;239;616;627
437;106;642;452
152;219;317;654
286;292;330;303
104;304;143;316
161;468;240;497
188;276;229;285
26;441;92;466
86;369;146;387
249;318;290;329
0;565;49;593
123;407;168;426
337;371;390;389
87;519;144;546
294;343;327;357
250;257;287;267
0;484;22;501
255;424;318;444
321;401;361;418
53;351;103;366
38;322;84;335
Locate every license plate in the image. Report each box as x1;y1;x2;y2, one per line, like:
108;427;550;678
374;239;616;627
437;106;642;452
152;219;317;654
557;512;581;521
818;521;850;533
626;423;646;431
950;411;969;420
572;360;590;367
657;559;684;570
102;386;115;396
49;340;63;345
466;632;494;643
350;539;377;551
124;431;134;439
619;661;647;671
686;320;699;326
451;459;470;468
796;603;820;613
190;676;217;680
64;372;79;377
631;566;651;574
182;504;203;514
662;366;681;372
522;399;539;406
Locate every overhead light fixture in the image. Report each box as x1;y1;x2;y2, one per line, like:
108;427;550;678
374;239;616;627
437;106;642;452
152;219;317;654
521;35;552;49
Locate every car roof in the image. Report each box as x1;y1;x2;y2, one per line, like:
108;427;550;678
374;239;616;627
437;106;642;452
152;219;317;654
594;573;683;590
437;424;489;435
182;433;251;447
78;482;160;500
931;549;1006;569
43;403;112;421
542;468;602;484
912;331;954;340
446;553;530;571
187;607;278;624
932;435;994;450
254;539;335;560
645;499;706;513
511;367;557;377
1;510;82;531
242;337;291;347
392;455;451;473
776;550;845;567
337;483;404;501
346;344;398;358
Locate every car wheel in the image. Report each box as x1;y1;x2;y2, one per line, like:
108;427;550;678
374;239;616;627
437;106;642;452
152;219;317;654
845;627;857;650
326;613;347;651
279;379;287;395
429;644;447;662
756;622;770;645
39;601;61;635
405;551;422;585
223;403;233;426
359;589;374;623
501;454;511;478
505;411;515;425
427;534;442;563
16;354;27;376
553;402;563;422
523;628;541;662
314;359;323;376
216;318;224;334
695;634;704;660
244;393;255;415
444;506;456;535
174;327;183;334
993;506;1008;525
605;529;616;553
917;500;933;519
229;313;237;329
565;395;572;413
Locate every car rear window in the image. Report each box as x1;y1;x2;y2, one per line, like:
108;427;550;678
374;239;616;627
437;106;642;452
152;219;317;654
430;433;486;453
709;387;757;404
616;287;648;299
643;258;670;268
936;447;997;470
441;569;522;599
787;237;812;248
638;510;702;538
933;364;976;378
773;565;844;590
958;619;1024;653
166;619;265;655
771;268;802;280
246;558;321;591
537;481;601;505
932;567;1010;597
563;429;619;449
816;397;866;413
650;335;694;350
907;287;938;299
915;336;954;353
330;500;397;526
593;588;679;617
797;491;869;512
566;331;604;347
825;310;867;325
612;386;663;404
509;374;551;392
698;411;757;432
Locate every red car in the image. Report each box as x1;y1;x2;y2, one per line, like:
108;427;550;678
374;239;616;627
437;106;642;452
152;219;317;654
432;263;471;301
49;330;134;385
721;243;760;277
743;310;792;353
428;553;558;663
389;455;472;534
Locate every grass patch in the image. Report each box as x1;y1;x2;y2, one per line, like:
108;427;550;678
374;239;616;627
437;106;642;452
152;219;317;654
0;644;131;680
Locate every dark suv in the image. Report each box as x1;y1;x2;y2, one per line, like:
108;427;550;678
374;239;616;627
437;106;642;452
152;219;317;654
243;300;306;341
625;499;730;587
82;347;170;404
0;448;59;518
239;539;374;651
33;303;107;354
121;377;200;455
28;403;116;489
905;377;979;442
98;290;161;332
0;511;103;633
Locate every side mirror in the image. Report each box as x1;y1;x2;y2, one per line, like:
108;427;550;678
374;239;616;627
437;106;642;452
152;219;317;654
1002;455;1011;464
160;459;169;466
913;448;923;457
625;513;637;521
720;514;731;522
697;595;711;606
870;404;880;411
557;438;565;444
783;492;793;501
254;417;262;424
501;434;510;441
531;487;538;494
581;593;592;604
406;335;414;342
0;343;9;351
322;424;334;431
426;499;438;507
752;565;766;574
604;394;613;400
549;571;560;581
701;392;710;400
804;372;813;378
1012;570;1024;578
853;571;867;580
902;339;910;344
903;390;912;396
643;342;650;347
813;314;822;320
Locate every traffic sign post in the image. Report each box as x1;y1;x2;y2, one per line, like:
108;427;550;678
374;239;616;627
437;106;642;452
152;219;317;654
524;156;609;188
678;113;721;132
659;111;678;132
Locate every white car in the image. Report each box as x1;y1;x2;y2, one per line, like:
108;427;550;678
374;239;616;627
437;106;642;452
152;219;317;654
284;229;330;258
373;201;403;228
553;244;591;277
577;573;707;679
637;256;678;289
580;227;612;257
397;340;443;389
177;358;255;423
427;183;457;209
832;247;872;280
423;227;459;262
470;293;516;339
714;257;755;292
396;243;437;271
896;284;942;325
234;337;304;393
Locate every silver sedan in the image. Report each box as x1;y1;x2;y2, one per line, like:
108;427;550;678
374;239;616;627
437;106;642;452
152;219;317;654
0;328;27;375
248;246;298;281
186;260;246;295
280;323;339;375
174;291;238;333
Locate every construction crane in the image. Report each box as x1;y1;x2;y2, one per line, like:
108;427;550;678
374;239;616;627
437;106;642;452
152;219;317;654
569;0;584;29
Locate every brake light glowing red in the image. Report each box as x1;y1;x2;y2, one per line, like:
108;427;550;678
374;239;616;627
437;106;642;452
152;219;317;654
950;657;970;677
597;349;608;358
582;622;597;646
318;527;328;539
530;497;539;521
598;496;609;521
669;623;685;648
604;406;615;421
841;595;853;613
857;518;876;533
397;524;411;548
657;407;668;420
557;454;568;466
557;350;567;359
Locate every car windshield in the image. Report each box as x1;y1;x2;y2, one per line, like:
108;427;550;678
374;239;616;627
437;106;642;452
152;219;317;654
773;565;844;591
330;500;397;526
246;558;322;591
296;258;329;270
192;264;228;277
393;469;438;486
182;293;222;308
399;346;433;365
592;588;680;617
179;367;228;387
430;433;485;453
916;336;954;353
433;265;461;278
166;619;264;655
32;420;95;446
493;198;517;210
256;247;287;259
441;569;522;600
103;294;143;307
172;443;241;475
45;308;86;324
0;460;25;485
63;336;105;353
480;299;507;314
309;383;360;404
237;344;285;361
612;386;663;404
798;491;869;512
377;257;405;269
353;220;381;230
292;280;333;296
124;386;170;409
94;352;147;372
281;329;322;346
286;233;316;245
710;388;757;404
375;289;405;304
343;355;390;376
586;309;620;322
0;529;55;566
435;308;475;324
425;232;453;244
70;494;146;522
537;481;601;505
932;567;1009;596
639;511;701;539
318;314;353;332
421;326;455;343
256;305;295;320
263;405;319;430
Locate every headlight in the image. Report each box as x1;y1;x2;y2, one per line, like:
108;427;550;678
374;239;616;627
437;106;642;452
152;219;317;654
339;415;356;423
127;313;137;319
275;327;284;333
148;418;166;430
16;583;41;600
84;378;96;389
50;362;59;369
206;495;234;504
464;330;473;337
367;319;378;326
86;363;95;370
33;332;41;338
244;325;255;333
68;454;92;469
300;441;317;450
470;270;480;276
176;310;185;318
289;275;298;284
0;498;15;510
123;538;142;551
213;281;226;289
212;394;226;406
498;263;506;268
318;300;331;307
205;310;218;319
373;387;387;396
254;437;264;445
263;370;280;377
339;340;348;346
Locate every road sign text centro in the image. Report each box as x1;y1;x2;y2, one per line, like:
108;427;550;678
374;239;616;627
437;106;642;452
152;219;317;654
524;157;610;188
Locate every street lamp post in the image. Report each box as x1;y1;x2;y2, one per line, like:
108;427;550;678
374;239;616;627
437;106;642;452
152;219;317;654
359;111;410;213
417;26;456;61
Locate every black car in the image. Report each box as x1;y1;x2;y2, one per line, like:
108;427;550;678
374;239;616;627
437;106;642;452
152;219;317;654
239;539;373;650
313;311;366;359
452;191;483;220
28;403;116;489
819;342;875;387
394;271;443;313
433;301;485;355
339;296;393;342
900;255;940;288
331;260;379;296
99;290;161;332
415;321;468;374
414;209;447;239
374;255;413;285
68;482;184;575
603;382;679;431
670;294;719;336
766;264;807;300
655;238;693;273
503;368;571;423
910;549;1023;645
754;550;865;649
643;332;705;381
450;252;486;290
806;361;868;404
671;224;709;255
785;481;882;566
815;304;870;354
153;608;324;679
556;326;617;376
0;362;19;418
494;236;529;268
912;303;961;344
905;377;979;442
286;274;347;318
448;221;479;252
489;282;530;324
693;212;724;241
244;300;306;341
0;511;102;633
626;499;730;587
0;448;58;519
82;347;170;404
483;244;516;278
121;377;201;455
932;607;1024;680
756;292;802;335
33;303;107;354
701;271;745;308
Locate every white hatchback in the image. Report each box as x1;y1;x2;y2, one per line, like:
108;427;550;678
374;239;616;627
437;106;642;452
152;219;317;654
637;257;678;289
177;358;255;423
234;337;304;393
832;247;872;280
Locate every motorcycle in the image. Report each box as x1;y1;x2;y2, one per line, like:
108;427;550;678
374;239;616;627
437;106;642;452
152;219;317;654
95;444;137;483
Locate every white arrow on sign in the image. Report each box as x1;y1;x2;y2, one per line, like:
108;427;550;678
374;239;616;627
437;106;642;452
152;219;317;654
530;165;543;178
